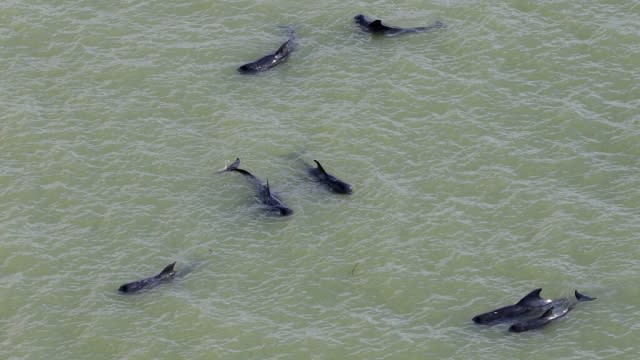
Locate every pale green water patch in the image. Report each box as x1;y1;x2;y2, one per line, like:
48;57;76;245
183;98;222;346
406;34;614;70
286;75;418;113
2;1;640;359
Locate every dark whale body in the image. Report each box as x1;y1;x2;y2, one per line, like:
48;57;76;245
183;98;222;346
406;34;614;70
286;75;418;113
472;288;552;325
118;262;176;294
223;158;293;216
238;31;296;74
472;288;596;332
508;290;596;332
308;160;353;194
354;14;444;36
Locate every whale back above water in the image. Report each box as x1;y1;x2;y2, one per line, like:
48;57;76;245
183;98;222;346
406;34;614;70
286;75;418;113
354;14;444;36
238;30;296;73
508;307;563;333
222;158;293;216
472;288;553;324
508;290;597;332
472;288;597;332
260;180;293;216
308;160;353;194
118;262;177;294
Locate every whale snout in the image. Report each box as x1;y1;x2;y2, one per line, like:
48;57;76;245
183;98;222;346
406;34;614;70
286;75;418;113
277;206;294;216
238;65;256;74
332;182;353;194
508;323;528;332
472;311;500;324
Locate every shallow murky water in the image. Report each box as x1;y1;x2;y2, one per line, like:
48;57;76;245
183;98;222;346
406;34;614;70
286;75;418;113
2;1;639;359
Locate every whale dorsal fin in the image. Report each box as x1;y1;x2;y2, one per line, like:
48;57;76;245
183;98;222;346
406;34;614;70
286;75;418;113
265;180;272;197
575;290;597;302
160;262;176;275
313;160;327;174
275;41;289;55
516;288;546;306
369;20;388;31
275;35;295;57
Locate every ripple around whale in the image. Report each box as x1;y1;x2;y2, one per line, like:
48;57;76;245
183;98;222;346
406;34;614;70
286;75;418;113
1;1;639;359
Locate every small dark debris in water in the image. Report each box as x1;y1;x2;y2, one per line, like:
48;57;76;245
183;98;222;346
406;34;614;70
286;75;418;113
351;263;360;276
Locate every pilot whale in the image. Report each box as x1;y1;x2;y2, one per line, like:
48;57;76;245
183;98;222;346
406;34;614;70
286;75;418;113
472;288;596;331
238;30;296;74
222;158;293;216
472;288;552;325
118;262;176;293
354;14;444;36
508;290;596;332
307;160;353;194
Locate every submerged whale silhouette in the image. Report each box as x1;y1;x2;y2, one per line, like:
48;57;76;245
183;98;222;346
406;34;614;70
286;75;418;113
238;30;296;74
118;262;176;294
222;158;293;216
354;14;444;36
472;288;596;332
308;160;353;194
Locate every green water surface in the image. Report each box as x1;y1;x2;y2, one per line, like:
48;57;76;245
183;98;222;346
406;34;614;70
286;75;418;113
1;1;639;359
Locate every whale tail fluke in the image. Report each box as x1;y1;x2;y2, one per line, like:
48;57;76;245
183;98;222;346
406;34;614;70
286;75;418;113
221;158;258;182
221;158;240;172
575;290;597;302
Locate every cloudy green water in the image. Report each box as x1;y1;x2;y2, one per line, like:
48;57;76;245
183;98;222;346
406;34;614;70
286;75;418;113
1;1;639;359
